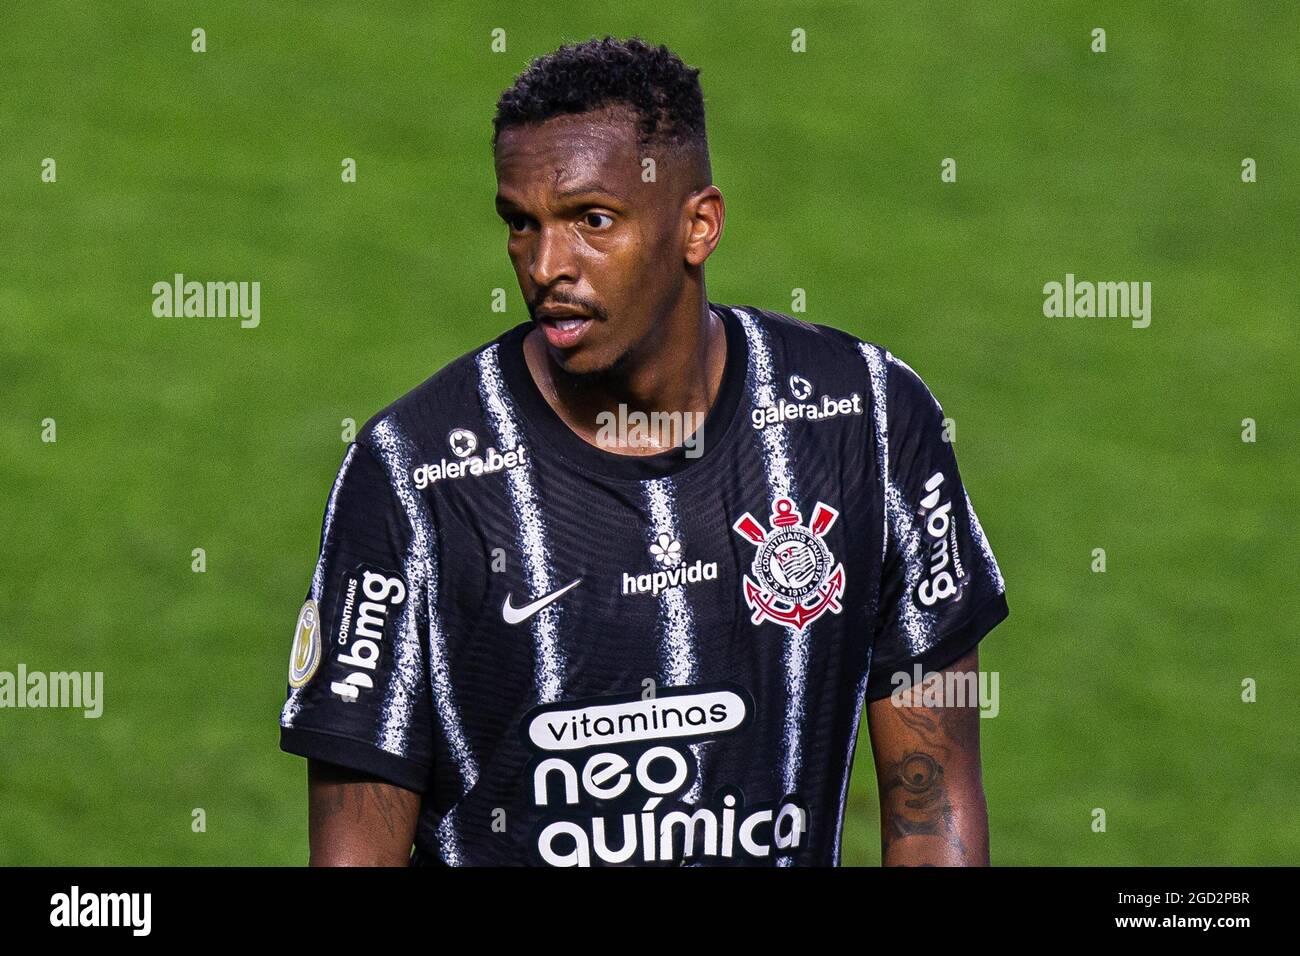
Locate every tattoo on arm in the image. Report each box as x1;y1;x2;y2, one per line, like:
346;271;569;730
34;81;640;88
871;669;987;865
878;706;968;860
307;760;421;866
310;780;406;839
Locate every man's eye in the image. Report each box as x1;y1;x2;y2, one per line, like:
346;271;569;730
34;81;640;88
583;212;614;229
505;214;531;232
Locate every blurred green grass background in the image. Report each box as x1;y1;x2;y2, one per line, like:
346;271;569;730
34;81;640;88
1;0;1296;865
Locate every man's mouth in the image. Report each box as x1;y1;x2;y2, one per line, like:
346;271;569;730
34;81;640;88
536;308;595;348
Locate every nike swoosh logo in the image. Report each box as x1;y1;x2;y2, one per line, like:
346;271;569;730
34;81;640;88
501;578;582;625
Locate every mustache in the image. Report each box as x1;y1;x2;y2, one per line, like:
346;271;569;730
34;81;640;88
529;293;607;323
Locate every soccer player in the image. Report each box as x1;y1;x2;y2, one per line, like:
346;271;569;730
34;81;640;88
279;36;1008;867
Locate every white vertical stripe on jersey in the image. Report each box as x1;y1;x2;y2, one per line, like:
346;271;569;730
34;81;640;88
435;809;462;867
859;344;938;656
371;419;478;799
965;489;1006;593
861;345;891;565
478;344;567;704
371;427;428;756
839;341;908;865
643;478;699;684
736;309;809;868
371;421;478;780
643;477;704;804
281;442;358;727
372;418;473;865
738;310;795;501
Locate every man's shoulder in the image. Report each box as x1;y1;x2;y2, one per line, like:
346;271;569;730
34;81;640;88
726;302;898;364
727;302;910;384
353;322;526;451
724;303;947;414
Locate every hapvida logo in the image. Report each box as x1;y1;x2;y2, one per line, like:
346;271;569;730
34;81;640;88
622;558;718;596
623;534;718;596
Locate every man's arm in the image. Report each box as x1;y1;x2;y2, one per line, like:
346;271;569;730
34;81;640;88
307;759;422;866
866;646;989;866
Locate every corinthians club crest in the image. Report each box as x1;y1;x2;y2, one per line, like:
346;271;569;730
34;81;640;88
732;497;846;630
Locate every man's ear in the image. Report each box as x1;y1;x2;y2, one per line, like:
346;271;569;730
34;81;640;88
684;185;725;267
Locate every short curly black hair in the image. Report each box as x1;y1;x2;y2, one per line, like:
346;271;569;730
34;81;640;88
493;36;711;185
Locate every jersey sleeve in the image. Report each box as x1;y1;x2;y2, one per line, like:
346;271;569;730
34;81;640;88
864;351;1009;701
278;440;435;792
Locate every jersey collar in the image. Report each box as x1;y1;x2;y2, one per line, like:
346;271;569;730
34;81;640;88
494;302;748;481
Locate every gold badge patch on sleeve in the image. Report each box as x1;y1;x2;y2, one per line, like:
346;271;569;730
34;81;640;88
288;599;322;688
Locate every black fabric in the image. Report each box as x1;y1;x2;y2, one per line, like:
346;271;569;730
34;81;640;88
280;727;430;794
866;590;1009;701
278;303;1009;866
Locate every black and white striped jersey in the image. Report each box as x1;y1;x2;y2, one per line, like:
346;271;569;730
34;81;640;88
279;302;1009;866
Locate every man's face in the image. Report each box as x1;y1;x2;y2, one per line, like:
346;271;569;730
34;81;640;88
494;106;689;376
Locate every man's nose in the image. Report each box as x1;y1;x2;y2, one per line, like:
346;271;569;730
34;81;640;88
528;224;577;289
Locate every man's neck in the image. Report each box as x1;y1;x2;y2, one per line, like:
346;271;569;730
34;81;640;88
523;301;726;457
